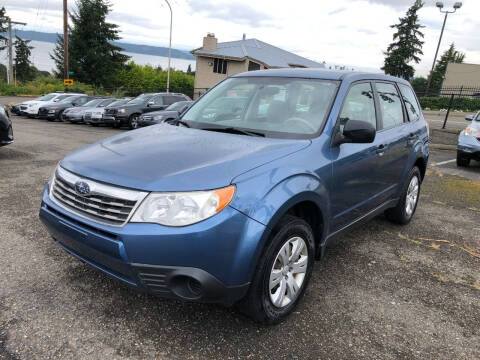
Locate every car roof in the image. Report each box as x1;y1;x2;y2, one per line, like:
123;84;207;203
231;68;411;86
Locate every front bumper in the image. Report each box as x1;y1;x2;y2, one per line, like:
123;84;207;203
138;120;159;127
458;132;480;160
39;184;264;305
103;114;128;125
64;113;84;122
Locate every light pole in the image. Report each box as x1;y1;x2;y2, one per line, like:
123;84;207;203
164;0;172;93
425;1;462;95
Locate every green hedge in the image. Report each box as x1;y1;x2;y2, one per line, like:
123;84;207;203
0;77;96;96
419;96;480;111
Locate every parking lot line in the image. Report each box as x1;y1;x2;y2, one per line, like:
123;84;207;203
432;159;457;166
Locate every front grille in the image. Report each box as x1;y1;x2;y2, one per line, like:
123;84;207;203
105;108;117;115
38;108;48;115
142;116;152;121
84;112;92;120
20;105;27;110
50;167;147;227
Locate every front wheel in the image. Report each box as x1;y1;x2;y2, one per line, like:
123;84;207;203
385;166;421;225
456;152;470;167
237;215;314;324
129;114;139;130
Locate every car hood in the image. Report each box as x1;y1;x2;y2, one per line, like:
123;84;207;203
60;124;310;191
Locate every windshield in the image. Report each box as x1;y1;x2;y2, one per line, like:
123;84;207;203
182;77;339;138
83;99;104;107
98;99;115;107
59;96;79;103
127;94;153;105
166;101;190;111
38;94;57;101
55;95;73;102
107;99;128;107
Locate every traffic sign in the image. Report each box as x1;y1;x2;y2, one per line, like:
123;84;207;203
64;79;74;86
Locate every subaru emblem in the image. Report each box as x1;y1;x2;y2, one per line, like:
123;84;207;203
74;181;90;196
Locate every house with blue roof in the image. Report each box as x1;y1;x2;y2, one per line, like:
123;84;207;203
191;33;324;98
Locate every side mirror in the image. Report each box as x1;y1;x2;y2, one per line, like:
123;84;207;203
147;101;154;107
336;119;376;145
465;114;474;121
72;102;78;106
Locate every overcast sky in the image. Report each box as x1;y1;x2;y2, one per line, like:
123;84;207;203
4;0;480;76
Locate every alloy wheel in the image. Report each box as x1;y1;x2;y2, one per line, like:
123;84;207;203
269;236;308;308
405;175;419;217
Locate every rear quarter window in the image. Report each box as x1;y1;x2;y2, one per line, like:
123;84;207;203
398;84;421;122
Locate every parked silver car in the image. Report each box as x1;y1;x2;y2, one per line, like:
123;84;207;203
457;111;480;166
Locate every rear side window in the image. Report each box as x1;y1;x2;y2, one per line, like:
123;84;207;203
398;84;421;122
375;82;404;129
164;96;181;105
339;82;377;132
152;96;164;105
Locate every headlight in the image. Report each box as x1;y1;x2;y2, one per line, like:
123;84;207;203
48;109;56;113
131;185;235;226
119;108;126;114
464;126;480;137
153;115;164;121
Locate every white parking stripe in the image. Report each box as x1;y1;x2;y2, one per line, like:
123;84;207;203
432;159;457;166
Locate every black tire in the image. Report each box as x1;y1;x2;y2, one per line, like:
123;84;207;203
129;114;140;130
456;152;470;167
237;215;315;324
385;166;421;225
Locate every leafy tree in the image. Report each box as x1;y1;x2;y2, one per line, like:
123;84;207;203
50;0;130;88
14;36;34;82
50;33;67;78
382;1;424;79
0;7;8;52
429;43;465;92
0;63;7;82
410;76;427;94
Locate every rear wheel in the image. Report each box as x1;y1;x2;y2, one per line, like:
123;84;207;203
237;215;314;324
456;152;470;167
385;166;421;225
129;114;140;130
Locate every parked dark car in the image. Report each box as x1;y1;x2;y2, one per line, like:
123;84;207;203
38;95;97;121
86;98;132;126
10;103;22;115
63;98;115;123
137;101;193;127
39;69;429;324
103;93;190;129
0;105;14;147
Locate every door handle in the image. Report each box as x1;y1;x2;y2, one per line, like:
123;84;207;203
376;144;386;154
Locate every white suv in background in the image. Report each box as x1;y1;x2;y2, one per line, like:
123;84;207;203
24;93;83;118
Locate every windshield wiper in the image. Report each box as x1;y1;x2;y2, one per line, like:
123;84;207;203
201;127;265;137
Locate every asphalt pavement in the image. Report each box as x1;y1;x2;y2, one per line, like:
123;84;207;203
0;115;479;359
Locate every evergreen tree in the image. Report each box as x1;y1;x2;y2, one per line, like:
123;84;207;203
429;43;465;92
410;76;427;94
186;64;192;75
50;33;67;78
0;7;8;52
14;36;34;82
382;1;424;79
69;0;129;87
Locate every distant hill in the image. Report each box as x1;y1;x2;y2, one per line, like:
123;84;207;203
8;30;195;60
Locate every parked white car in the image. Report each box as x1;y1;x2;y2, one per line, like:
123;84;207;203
24;93;83;118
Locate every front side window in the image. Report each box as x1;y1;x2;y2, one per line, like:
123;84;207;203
182;77;339;138
375;82;404;129
398;84;420;122
127;94;152;105
338;82;376;132
76;97;89;105
213;58;227;74
152;96;164;105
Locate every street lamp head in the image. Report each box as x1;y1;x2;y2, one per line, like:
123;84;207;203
453;2;462;9
436;1;444;9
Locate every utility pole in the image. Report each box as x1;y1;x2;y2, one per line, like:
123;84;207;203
7;18;27;84
164;0;172;93
63;0;69;81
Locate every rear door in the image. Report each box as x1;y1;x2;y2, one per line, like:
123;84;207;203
373;82;411;199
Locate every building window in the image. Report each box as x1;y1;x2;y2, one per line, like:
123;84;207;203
213;58;227;74
248;61;261;71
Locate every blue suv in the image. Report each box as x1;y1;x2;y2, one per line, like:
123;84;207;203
39;69;429;324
